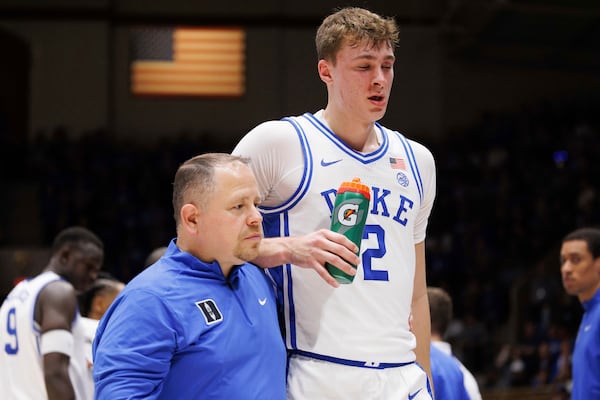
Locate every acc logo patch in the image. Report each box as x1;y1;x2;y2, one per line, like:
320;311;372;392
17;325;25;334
396;172;410;187
195;299;223;325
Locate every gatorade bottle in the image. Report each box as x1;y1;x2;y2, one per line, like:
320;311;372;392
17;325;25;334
325;178;371;284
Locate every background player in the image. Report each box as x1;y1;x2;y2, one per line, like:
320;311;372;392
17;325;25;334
0;226;104;400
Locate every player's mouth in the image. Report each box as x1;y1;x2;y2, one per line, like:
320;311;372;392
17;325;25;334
368;95;386;106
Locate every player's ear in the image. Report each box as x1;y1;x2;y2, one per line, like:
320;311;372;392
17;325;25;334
56;244;72;265
318;59;333;84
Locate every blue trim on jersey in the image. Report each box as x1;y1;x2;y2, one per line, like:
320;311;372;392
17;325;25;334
262;214;284;301
292;350;414;369
261;211;298;350
395;131;424;203
259;117;313;214
282;211;298;350
302;113;389;164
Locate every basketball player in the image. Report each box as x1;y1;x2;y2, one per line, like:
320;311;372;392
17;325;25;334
233;7;436;399
560;227;600;400
92;154;286;399
0;226;104;400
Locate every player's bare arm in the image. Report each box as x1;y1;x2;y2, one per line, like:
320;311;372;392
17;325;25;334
253;229;359;288
37;281;78;400
411;241;433;390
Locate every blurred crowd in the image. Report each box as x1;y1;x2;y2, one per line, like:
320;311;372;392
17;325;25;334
1;93;599;391
425;93;599;391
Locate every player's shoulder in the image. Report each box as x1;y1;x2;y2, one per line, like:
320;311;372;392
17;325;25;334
39;279;78;304
383;126;435;162
408;138;435;163
235;118;303;154
248;119;299;136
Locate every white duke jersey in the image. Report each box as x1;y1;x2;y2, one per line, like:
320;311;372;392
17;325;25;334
233;110;436;365
0;271;90;399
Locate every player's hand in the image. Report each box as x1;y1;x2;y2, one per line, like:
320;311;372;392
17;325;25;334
288;229;359;288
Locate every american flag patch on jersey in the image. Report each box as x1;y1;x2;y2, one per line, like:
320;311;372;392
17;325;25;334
389;157;406;170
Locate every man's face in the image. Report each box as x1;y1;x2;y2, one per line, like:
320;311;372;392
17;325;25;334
197;163;263;268
324;40;395;123
67;242;103;292
560;239;600;301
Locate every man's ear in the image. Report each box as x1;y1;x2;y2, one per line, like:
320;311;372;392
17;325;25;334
180;203;200;233
318;59;333;84
57;244;72;264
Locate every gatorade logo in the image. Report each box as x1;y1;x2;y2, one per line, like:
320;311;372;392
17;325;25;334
338;203;359;226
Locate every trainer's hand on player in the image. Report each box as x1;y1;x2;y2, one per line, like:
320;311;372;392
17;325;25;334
287;229;359;288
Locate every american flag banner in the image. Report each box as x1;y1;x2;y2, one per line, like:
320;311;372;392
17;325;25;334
130;27;245;97
389;157;406;170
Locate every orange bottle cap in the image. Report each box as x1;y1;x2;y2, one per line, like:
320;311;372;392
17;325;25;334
337;178;371;200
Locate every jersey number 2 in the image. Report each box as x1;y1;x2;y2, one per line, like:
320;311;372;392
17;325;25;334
362;224;389;281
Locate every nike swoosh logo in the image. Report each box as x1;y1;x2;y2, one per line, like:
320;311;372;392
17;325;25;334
258;298;267;306
408;388;422;400
320;158;342;167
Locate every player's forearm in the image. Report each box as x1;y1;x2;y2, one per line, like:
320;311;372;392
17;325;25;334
412;293;433;394
45;374;75;400
253;237;292;268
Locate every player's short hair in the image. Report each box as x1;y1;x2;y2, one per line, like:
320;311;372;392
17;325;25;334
316;7;399;63
562;227;600;259
51;226;104;255
172;153;249;225
428;286;453;336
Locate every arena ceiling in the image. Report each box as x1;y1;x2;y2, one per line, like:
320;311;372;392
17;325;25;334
438;0;600;71
1;0;599;71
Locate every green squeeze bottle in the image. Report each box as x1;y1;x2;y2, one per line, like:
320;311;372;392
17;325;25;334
325;178;371;284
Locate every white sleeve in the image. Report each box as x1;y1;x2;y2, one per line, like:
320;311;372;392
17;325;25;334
232;120;305;208
411;140;437;243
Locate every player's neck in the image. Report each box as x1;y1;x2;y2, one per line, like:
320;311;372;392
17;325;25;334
321;108;380;153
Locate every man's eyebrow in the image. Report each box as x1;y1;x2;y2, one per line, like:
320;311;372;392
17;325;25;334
352;54;395;62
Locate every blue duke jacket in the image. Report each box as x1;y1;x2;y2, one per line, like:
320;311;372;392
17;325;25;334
93;240;286;400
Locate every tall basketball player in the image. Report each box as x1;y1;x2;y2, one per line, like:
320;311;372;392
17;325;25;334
233;7;436;399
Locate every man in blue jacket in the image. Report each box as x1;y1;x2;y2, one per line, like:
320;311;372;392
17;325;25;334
560;227;600;400
93;153;286;399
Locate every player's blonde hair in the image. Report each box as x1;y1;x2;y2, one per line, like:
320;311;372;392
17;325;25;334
316;7;399;63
